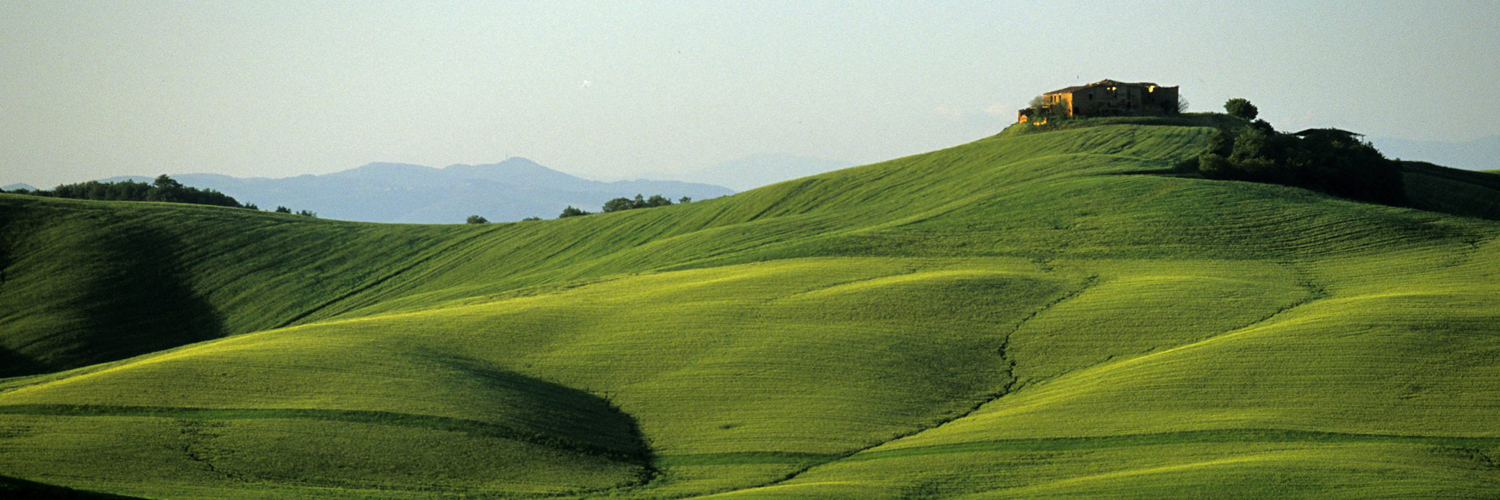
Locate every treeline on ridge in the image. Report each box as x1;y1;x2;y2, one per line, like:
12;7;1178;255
556;194;690;219
2;175;318;216
1181;99;1406;206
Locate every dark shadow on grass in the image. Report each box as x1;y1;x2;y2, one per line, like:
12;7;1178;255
0;218;226;377
0;205;48;377
65;225;226;376
0;347;45;378
0;474;145;499
1401;161;1500;221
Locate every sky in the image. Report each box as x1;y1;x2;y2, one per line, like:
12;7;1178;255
3;1;1499;188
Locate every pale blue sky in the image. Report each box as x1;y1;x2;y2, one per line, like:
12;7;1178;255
3;1;1498;187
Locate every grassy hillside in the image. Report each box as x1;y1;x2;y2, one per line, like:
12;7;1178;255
1400;160;1500;220
2;116;1498;499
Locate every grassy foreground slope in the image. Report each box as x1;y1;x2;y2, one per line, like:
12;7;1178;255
2;116;1499;499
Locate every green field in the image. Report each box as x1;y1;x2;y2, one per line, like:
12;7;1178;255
2;115;1498;499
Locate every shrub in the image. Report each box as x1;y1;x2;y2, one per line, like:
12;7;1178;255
1195;117;1405;205
601;194;674;213
559;206;590;218
602;197;635;213
465;215;489;224
1207;128;1234;156
1224;98;1259;120
1197;154;1235;178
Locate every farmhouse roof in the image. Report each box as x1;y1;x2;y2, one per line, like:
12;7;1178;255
1293;128;1363;138
1045;79;1166;96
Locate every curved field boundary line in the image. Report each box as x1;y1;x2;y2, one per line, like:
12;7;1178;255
839;428;1500;462
0;404;644;462
698;274;1100;490
655;429;1500;467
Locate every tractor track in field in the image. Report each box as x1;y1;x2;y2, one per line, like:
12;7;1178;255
665;259;1486;497
269;227;498;330
176;419;248;483
654;429;1500;468
681;273;1101;497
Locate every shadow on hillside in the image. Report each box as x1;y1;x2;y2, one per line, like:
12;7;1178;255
1401;161;1500;221
422;353;657;473
1122;160;1500;222
0;347;45;378
74;226;227;372
0;474;145;499
0;209;47;376
0;219;225;378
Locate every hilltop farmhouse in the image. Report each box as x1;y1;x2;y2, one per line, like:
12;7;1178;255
1019;79;1180;124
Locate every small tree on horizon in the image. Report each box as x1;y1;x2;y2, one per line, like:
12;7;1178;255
602;197;635;212
152;174;183;191
1224;98;1258;120
645;194;672;207
466;215;489;224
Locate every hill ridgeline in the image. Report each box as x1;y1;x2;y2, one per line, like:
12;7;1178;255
1;114;1498;499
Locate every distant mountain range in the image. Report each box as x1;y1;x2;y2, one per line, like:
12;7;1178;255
672;153;854;191
1370;135;1500;172
94;158;734;223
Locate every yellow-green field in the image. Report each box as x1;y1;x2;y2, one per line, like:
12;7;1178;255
2;115;1498;498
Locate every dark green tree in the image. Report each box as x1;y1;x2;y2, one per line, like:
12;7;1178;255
466;215;489;224
1224;98;1259;120
559;206;590;218
602;197;635;212
645;194;672;207
1197;153;1234;178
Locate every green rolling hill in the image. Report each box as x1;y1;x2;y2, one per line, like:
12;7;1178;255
1;115;1498;499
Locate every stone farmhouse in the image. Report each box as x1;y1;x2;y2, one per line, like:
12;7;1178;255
1018;79;1180;124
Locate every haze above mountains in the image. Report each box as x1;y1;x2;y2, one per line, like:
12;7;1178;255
1369;135;1500;172
3;153;851;224
4;138;1488;224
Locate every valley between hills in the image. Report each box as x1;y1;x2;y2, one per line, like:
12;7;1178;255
2;115;1498;499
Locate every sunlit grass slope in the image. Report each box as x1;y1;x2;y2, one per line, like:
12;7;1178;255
2;115;1499;499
